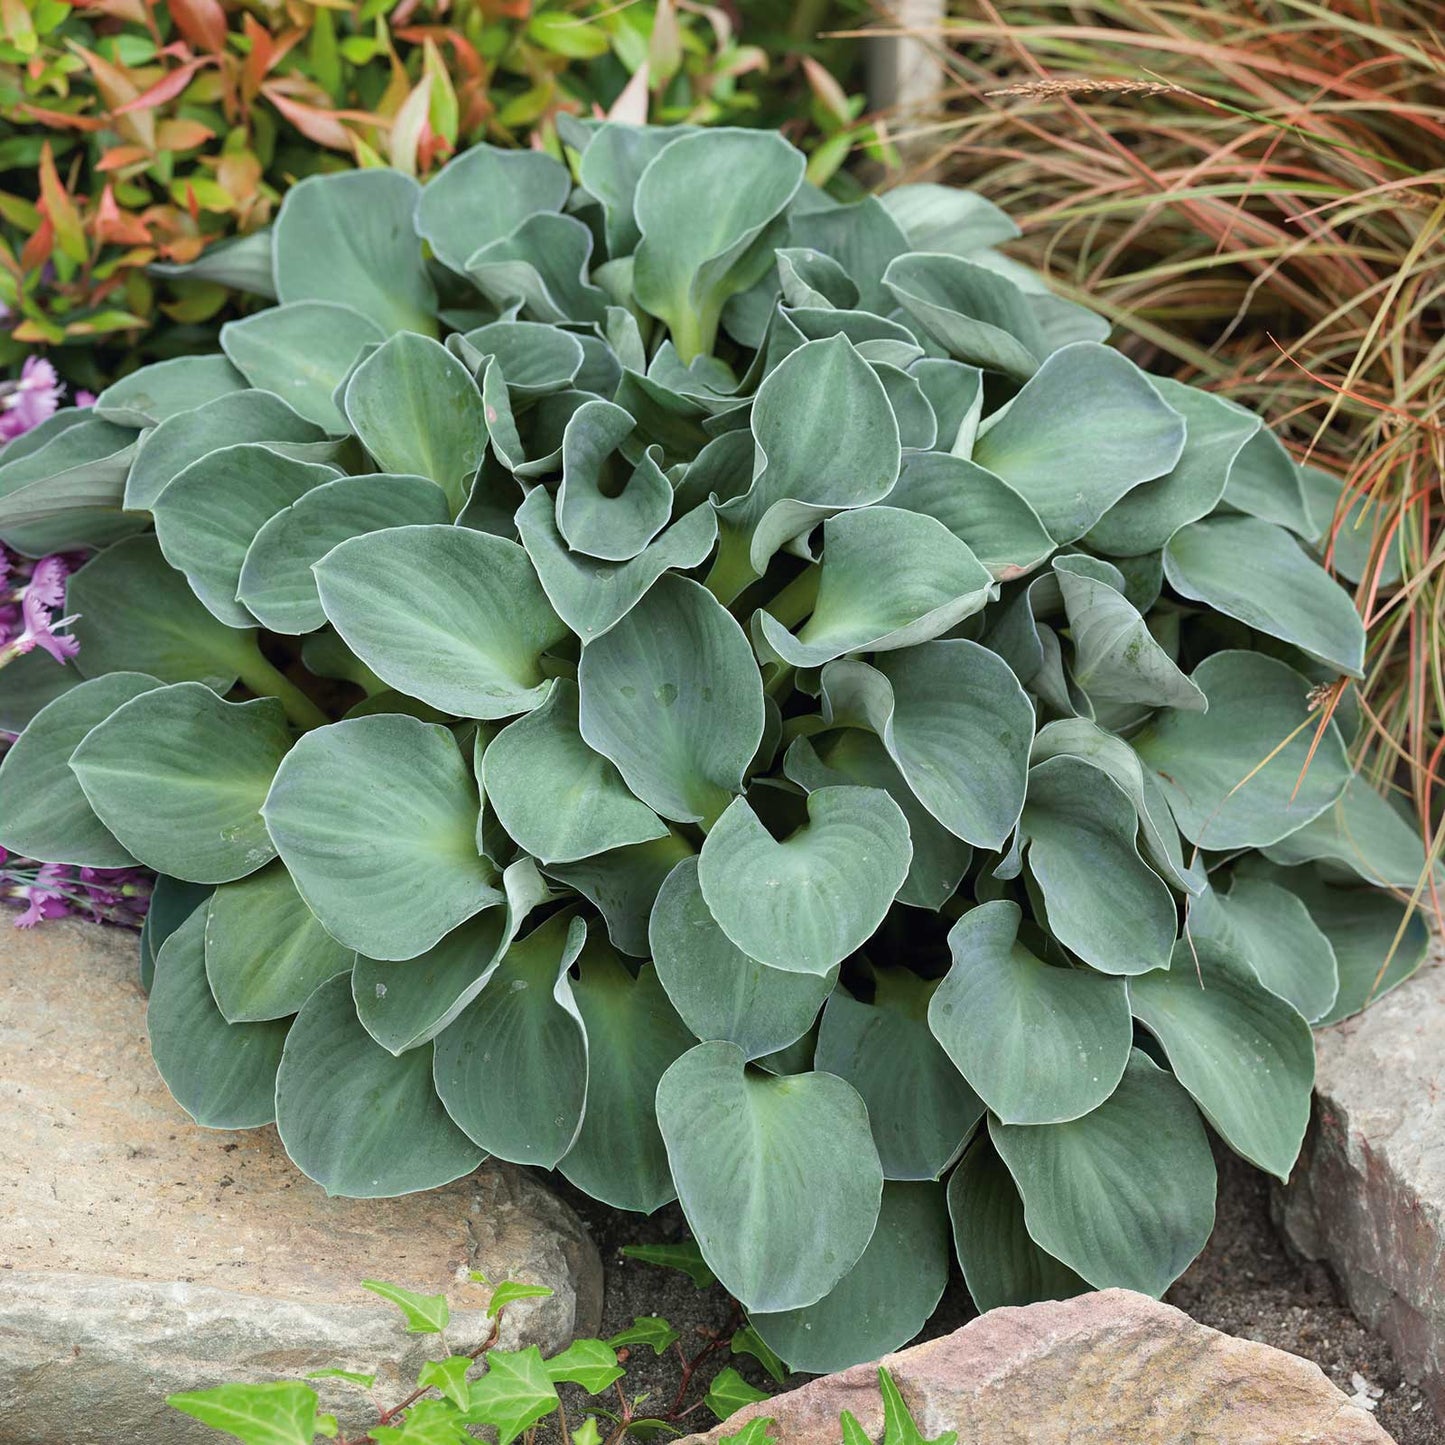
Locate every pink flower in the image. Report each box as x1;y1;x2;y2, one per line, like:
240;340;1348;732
0;356;65;443
0;548;79;667
12;864;74;927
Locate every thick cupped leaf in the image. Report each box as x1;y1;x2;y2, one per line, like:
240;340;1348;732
547;831;694;958
755;507;993;668
931;901;1132;1125
697;786;912;976
971;344;1186;543
819;641;1035;851
1221;426;1313;534
815;970;984;1180
555;399;673;562
273;169;436;336
148;909;290;1130
882;184;1019;254
93;354;245;426
315;524;568;720
649;857;834;1061
577;574;764;826
70;683;291;884
1133;650;1352;849
990;1050;1216;1297
749;1182;951;1374
275;973;484;1197
656;1040;884;1313
1129;938;1314;1181
1164;515;1366;676
263;714;502;961
465;213;608;325
0;672;162;868
482;678;667;864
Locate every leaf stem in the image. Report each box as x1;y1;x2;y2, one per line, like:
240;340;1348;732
761;566;819;630
236;648;330;731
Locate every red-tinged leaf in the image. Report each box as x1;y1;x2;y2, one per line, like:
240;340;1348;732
115;57;212;115
95;185;154;245
96;144;153;172
261;85;355;150
388;73;431;174
155;118;216;151
13;317;68;345
66;40;156;148
216;150;262;204
38;142;88;265
168;0;228;55
608;62;650;125
16;101;108;132
20;214;54;273
82;0;148;23
242;13;276;93
65;309;149;336
802;55;852;127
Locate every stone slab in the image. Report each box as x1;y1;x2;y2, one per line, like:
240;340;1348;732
0;918;603;1444
678;1289;1392;1444
1276;941;1445;1421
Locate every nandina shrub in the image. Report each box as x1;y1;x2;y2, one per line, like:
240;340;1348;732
0;123;1432;1373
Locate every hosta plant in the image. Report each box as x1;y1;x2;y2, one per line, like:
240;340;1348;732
0;123;1432;1375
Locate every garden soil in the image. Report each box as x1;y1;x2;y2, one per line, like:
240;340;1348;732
544;1146;1440;1444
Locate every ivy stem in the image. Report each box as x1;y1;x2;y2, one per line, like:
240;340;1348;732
236;649;330;731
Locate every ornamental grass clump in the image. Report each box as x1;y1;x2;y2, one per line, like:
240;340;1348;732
0;122;1433;1373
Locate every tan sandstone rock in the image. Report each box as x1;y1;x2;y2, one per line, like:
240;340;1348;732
0;917;603;1445
678;1289;1393;1444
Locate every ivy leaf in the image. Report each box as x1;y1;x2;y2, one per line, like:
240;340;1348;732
608;1317;681;1356
370;1398;470;1445
620;1240;717;1289
361;1280;449;1334
730;1325;787;1385
417;1356;473;1410
571;1420;606;1445
544;1338;625;1394
704;1367;770;1423
462;1346;560;1445
487;1280;556;1316
721;1422;778;1445
305;1370;375;1389
167;1383;325;1445
879;1366;957;1445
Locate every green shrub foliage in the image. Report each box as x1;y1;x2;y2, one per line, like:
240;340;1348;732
0;122;1434;1373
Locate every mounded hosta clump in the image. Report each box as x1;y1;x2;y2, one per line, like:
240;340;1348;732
0;123;1433;1373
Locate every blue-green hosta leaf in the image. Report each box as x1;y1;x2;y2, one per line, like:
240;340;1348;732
140;875;213;994
0;649;78;736
275;973;484;1197
148;910;289;1129
815;971;984;1180
819;640;1035;851
1164;515;1366;676
885;450;1053;582
1221;426;1313;535
1086;380;1260;556
633;129;805;361
931;901;1132;1124
0;671;162;867
577;121;688;258
71;683;290;884
1028;718;1203;895
149;227;274;296
466;213;608;325
971;344;1185;543
775;246;860;310
263;714;502;961
784;733;972;912
756;508;992;668
786;195;910;316
1299;463;1403;587
352;857;545;1053
946;1135;1087;1313
656;1039;884;1313
483;679;666;865
273;169;436;336
1018;755;1176;976
1187;878;1338;1023
910;358;984;456
714;335;900;590
750;1181;950;1375
125;390;329;511
649;857;833;1060
547;831;695;958
220;303;387;434
1263;775;1435;889
151;444;341;626
433;912;588;1167
93;354;245;427
1129;939;1314;1181
315;525;568;720
462;1347;559;1445
991;1050;1216;1297
559;944;695;1212
1053;555;1204;711
515;485;718;642
451;321;584;401
881;184;1020;254
416;144;571;275
238;474;451;636
342;334;487;511
167;1381;324;1445
577;574;763;826
1132;650;1352;849
697;786;912;976
205;862;354;1023
555;399;673;562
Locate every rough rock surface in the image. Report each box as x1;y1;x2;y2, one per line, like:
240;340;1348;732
0;918;603;1445
1277;943;1445;1421
678;1289;1393;1444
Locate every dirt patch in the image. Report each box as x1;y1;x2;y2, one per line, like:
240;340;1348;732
543;1146;1440;1443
